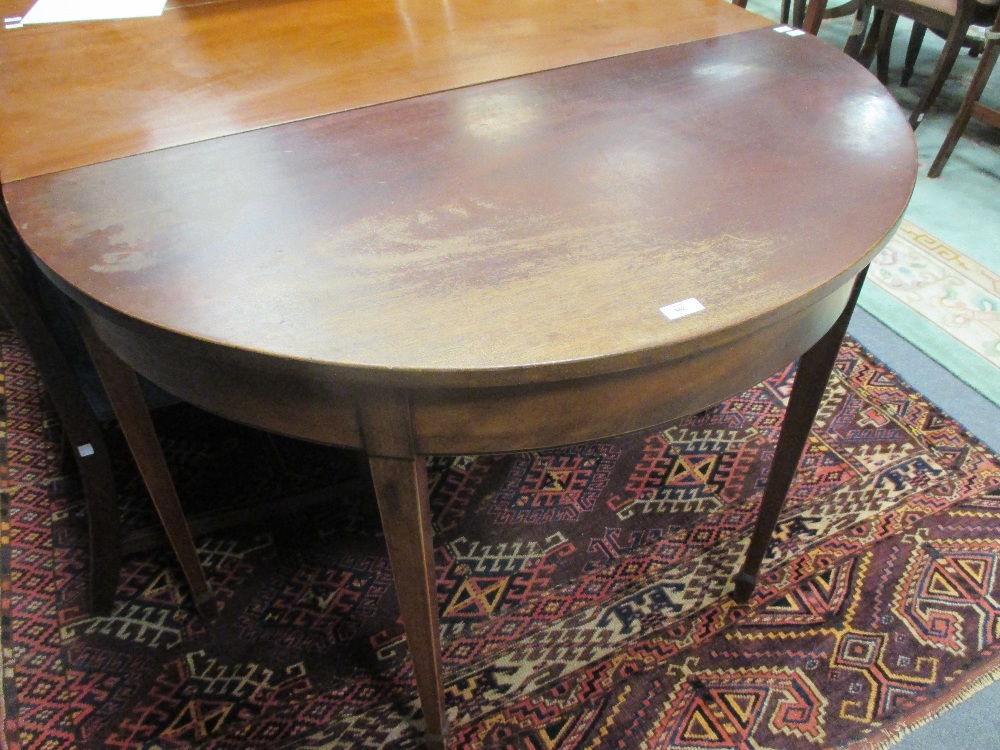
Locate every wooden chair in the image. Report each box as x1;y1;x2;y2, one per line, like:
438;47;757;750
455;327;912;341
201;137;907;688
899;21;985;88
793;0;862;32
929;5;1000;175
846;0;999;128
732;0;859;34
732;0;800;25
0;186;218;617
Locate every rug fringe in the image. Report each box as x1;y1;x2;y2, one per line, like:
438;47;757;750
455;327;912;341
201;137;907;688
846;661;1000;750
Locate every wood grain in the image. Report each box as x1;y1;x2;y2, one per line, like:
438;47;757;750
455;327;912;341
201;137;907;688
8;29;915;391
75;312;217;618
361;393;447;748
1;5;918;746
0;0;771;181
76;276;858;454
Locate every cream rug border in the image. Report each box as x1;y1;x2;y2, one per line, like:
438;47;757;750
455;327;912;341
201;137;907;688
860;219;1000;403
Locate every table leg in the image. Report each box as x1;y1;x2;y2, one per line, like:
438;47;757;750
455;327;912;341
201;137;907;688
76;314;218;620
362;395;447;750
733;269;868;603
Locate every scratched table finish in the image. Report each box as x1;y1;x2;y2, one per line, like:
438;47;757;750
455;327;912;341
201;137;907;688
0;0;916;746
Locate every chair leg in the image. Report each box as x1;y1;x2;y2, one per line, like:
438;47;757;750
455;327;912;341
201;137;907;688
844;2;873;58
74;313;218;619
876;11;899;84
792;0;807;28
902;22;927;86
929;27;1000;176
909;2;978;128
857;7;885;68
802;0;829;34
0;268;122;615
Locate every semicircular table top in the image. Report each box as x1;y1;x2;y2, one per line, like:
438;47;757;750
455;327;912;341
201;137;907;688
1;2;917;747
3;0;914;391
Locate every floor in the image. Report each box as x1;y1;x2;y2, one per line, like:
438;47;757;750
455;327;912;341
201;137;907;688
747;2;1000;746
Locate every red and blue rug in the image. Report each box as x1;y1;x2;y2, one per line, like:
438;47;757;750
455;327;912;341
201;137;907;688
2;328;1000;749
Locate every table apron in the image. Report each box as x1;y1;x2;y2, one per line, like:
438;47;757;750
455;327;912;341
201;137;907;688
84;280;854;455
410;282;853;454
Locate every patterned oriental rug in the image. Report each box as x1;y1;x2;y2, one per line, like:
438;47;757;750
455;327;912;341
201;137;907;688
2;329;1000;750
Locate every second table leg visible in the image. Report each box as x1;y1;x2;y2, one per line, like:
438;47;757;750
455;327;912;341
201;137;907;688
362;394;447;750
734;270;868;603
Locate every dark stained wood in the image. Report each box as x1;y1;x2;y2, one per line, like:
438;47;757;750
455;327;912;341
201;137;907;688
2;177;227;616
902;22;928;86
803;0;828;32
119;483;368;556
409;285;857;454
361;392;446;750
929;7;1000;176
848;0;997;129
903;0;996;129
8;30;915;395
877;11;900;85
0;0;771;181
733;268;870;603
75;313;218;619
741;0;854;33
0;208;121;614
972;101;1000;129
68;278;853;454
1;4;918;746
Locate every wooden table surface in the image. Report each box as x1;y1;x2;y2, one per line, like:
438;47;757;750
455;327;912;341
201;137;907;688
1;0;769;181
0;1;917;746
4;2;913;397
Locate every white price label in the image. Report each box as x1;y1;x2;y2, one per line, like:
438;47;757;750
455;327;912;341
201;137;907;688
660;298;705;320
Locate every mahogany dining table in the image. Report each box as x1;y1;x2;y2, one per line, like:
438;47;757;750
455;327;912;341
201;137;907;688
0;0;916;745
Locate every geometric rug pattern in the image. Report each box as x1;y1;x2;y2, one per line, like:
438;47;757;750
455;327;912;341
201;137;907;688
2;328;1000;749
